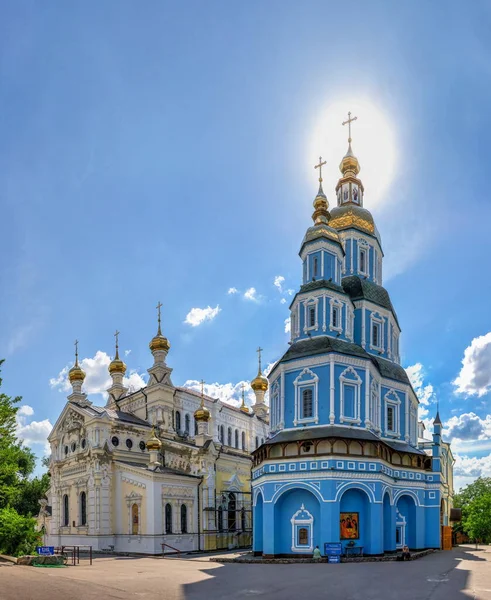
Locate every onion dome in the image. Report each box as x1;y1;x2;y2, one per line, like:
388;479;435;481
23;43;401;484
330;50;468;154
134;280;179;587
251;347;268;392
194;380;211;422
146;427;162;451
339;143;360;177
149;303;170;353
109;331;127;375
329;204;380;242
240;387;249;414
312;182;331;226
68;341;86;383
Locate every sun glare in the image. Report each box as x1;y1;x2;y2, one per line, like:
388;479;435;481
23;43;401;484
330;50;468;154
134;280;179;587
307;98;398;211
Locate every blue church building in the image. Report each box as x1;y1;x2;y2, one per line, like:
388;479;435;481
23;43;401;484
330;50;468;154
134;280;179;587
251;122;454;557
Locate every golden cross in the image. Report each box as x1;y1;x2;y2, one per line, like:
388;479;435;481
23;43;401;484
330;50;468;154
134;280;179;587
256;346;263;372
342;111;358;143
314;156;327;183
114;330;120;358
200;379;205;397
156;301;163;333
241;384;246;406
74;339;79;364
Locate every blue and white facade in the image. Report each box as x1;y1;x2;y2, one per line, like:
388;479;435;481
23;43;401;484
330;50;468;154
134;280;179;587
252;142;454;556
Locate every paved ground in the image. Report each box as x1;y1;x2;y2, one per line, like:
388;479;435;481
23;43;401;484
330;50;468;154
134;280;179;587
1;545;490;600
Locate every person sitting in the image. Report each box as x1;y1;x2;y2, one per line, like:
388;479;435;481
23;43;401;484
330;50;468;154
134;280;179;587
312;545;322;560
402;545;411;561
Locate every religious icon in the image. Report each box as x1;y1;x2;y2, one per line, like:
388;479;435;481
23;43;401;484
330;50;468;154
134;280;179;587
343;189;349;201
353;186;359;203
340;512;359;539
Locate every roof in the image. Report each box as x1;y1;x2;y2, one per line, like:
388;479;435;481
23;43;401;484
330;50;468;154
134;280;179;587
72;403;152;427
264;425;425;455
115;460;201;478
342;276;400;328
298;279;346;295
272;336;410;386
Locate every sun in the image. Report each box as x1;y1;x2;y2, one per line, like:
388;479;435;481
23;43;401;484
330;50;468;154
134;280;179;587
307;98;398;211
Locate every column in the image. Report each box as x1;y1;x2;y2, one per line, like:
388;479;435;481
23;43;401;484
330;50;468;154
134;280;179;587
262;502;275;557
369;502;384;555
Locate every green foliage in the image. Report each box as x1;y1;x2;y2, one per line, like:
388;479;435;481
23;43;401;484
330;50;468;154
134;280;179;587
464;494;491;544
0;359;50;555
0;507;41;556
454;478;491;543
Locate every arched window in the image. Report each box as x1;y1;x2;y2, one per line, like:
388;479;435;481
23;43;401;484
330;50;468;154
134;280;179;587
302;389;313;418
185;413;190;434
63;494;69;526
241;431;246;451
175;411;181;432
241;507;246;531
217;506;224;532
165;503;172;534
180;504;187;534
219;425;224;443
261;438;264;445
298;527;308;545
227;427;232;446
313;256;318;277
227;492;236;531
131;503;139;535
234;429;239;448
80;491;87;526
255;436;259;449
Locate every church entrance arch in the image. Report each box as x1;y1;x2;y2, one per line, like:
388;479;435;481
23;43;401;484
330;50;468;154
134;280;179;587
273;488;320;556
339;487;371;553
396;494;416;549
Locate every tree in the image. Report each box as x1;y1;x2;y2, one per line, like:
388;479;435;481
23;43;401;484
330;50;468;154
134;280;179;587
0;360;49;555
464;495;491;546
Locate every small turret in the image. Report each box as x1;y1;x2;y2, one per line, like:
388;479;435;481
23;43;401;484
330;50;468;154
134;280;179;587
106;330;128;406
194;380;212;447
146;427;162;469
251;347;268;418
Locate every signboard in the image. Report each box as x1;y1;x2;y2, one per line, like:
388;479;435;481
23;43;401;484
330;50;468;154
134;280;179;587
324;542;342;556
328;555;341;564
36;546;54;556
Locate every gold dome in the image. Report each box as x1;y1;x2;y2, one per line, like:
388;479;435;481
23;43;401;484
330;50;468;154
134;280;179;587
149;334;170;353
146;428;162;451
240;389;250;414
194;405;211;422
109;356;127;375
69;341;85;383
68;364;85;383
311;183;331;226
251;373;268;392
339;144;360;177
329;204;381;242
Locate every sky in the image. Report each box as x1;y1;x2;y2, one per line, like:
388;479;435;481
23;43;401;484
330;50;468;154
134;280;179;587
1;0;491;491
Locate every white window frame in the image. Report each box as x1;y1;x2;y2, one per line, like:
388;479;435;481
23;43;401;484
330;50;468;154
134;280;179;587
291;504;314;553
358;239;369;277
294;368;319;425
385;390;401;437
339;366;362;424
272;382;280;430
329;298;343;333
346;307;354;341
370;312;385;352
303;298;319;333
370;379;380;432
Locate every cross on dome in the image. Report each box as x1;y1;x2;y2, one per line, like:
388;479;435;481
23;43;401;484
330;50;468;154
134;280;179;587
314;156;326;183
342;111;358;144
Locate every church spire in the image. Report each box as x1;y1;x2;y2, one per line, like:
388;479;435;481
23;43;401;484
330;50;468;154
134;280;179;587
312;156;331;226
336;111;364;205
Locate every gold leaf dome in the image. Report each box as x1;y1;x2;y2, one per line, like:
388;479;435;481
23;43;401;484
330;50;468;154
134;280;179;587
194;405;211;422
339;143;360;177
146;428;162;451
149;333;170;353
109;356;127;375
68;363;85;383
251;373;268;392
329;204;381;243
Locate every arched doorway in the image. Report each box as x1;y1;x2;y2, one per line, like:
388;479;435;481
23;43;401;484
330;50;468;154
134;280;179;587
396;495;416;549
273;487;320;556
253;492;264;554
339;488;371;553
383;492;393;552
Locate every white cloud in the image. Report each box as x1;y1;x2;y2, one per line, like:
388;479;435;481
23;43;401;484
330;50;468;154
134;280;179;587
182;379;256;409
124;349;132;356
443;412;491;442
284;317;291;334
184;305;221;327
405;363;435;406
273;275;285;293
244;288;258;302
227;287;238;295
453;332;491;397
280;298;287;305
16;405;52;455
50;350;147;399
286;289;295;296
453;453;491;491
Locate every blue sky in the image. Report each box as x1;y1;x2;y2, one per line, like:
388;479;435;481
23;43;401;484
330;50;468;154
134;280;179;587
1;1;491;489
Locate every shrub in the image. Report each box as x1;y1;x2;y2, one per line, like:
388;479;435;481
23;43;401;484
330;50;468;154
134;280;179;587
0;506;41;557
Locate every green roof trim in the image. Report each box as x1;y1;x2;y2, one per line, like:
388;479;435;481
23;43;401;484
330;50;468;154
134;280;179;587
342;275;400;328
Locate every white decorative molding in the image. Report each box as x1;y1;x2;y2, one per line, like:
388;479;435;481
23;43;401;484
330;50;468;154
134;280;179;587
290;504;314;553
293;368;319;426
339;366;362;424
